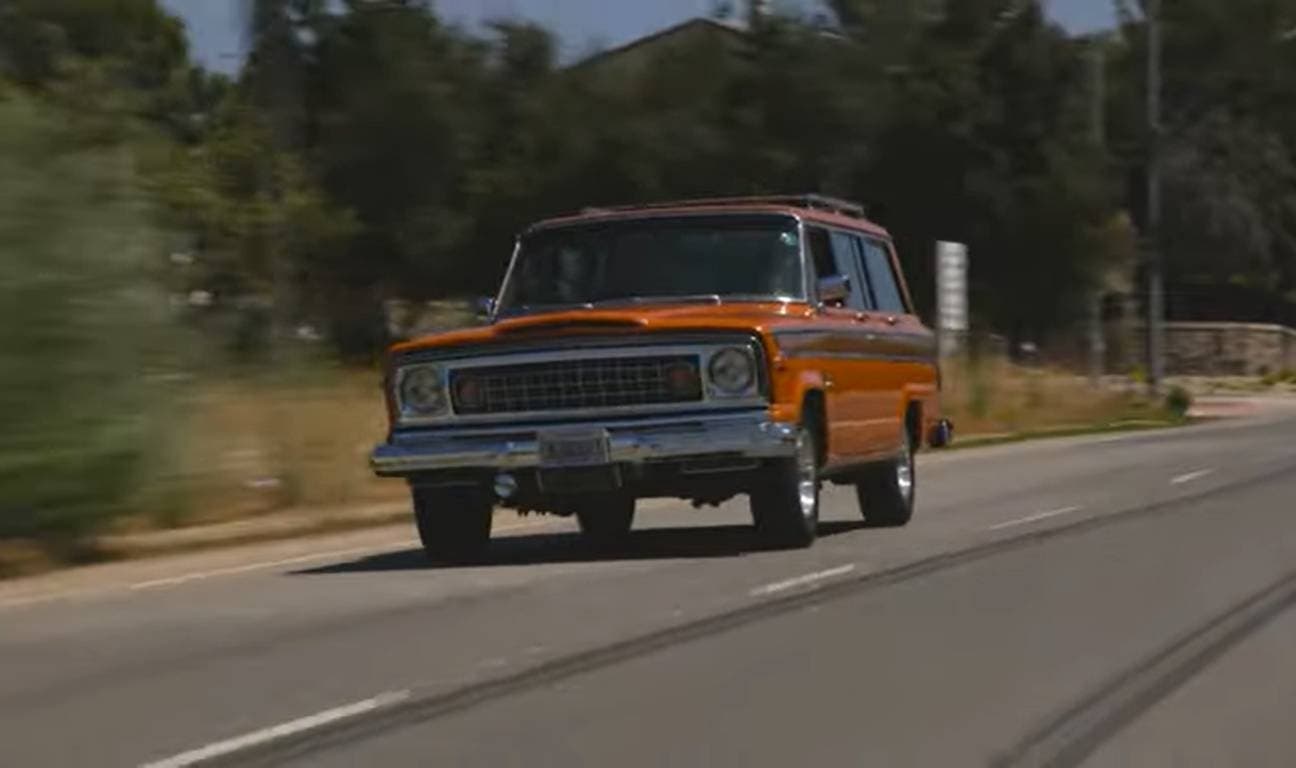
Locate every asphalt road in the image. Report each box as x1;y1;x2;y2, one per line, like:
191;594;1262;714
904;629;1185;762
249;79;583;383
3;401;1296;768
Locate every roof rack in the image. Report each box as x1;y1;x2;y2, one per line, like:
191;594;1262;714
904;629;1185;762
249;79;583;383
581;194;868;219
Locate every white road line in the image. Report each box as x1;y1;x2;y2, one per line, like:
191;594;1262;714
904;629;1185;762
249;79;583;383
988;506;1084;532
139;690;411;768
1170;468;1216;485
0;541;409;609
129;518;556;591
1;518;561;611
750;564;856;597
128;541;415;591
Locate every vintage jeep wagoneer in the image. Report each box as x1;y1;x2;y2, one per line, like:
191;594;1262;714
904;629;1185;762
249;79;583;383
371;195;950;561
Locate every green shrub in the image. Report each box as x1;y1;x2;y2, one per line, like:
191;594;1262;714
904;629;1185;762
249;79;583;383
1164;386;1193;420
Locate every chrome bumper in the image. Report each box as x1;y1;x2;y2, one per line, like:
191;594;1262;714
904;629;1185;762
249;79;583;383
370;412;798;477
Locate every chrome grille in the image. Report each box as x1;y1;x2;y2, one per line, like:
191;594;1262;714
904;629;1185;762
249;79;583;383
450;355;701;415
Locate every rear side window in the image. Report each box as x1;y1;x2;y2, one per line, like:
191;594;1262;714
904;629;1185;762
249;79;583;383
861;238;907;314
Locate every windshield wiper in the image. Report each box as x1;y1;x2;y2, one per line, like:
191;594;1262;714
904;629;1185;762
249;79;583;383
590;295;723;307
500;301;595;316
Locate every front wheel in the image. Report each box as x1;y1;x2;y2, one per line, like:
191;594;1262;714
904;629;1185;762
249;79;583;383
412;487;494;563
750;424;819;549
856;426;916;527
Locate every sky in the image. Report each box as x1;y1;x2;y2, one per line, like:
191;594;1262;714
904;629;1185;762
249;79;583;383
159;0;1118;75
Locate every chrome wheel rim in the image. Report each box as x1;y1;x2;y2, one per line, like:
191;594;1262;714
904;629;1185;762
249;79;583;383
896;431;914;504
796;430;818;519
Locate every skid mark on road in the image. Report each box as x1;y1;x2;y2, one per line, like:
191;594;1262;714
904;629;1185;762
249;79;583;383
994;568;1296;768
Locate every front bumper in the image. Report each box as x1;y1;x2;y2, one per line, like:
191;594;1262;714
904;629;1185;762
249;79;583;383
370;411;798;477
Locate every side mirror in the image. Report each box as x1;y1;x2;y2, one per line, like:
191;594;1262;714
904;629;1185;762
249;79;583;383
472;297;496;322
816;274;851;306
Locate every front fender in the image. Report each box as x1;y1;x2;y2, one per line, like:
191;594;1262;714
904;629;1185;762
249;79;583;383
769;365;827;424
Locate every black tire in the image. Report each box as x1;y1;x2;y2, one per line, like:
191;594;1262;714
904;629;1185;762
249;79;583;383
750;423;819;549
412;486;493;563
574;494;636;547
856;425;916;528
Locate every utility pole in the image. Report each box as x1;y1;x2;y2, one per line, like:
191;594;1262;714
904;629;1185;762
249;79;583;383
1088;40;1106;386
1146;0;1165;393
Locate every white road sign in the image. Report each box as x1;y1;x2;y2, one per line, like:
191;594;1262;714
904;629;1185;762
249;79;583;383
936;241;968;359
936;241;968;333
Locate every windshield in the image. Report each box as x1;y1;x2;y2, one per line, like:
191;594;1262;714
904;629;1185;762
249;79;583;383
497;215;805;312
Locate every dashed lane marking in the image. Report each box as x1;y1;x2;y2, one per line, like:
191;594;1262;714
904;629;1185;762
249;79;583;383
139;690;411;768
988;506;1084;532
750;564;857;597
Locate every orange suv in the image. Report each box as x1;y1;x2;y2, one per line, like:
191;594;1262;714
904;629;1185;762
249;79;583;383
372;195;950;560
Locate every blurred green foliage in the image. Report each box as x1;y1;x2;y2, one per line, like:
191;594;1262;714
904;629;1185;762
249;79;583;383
0;92;182;549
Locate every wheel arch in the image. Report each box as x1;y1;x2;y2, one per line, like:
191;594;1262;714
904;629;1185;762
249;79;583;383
904;399;923;449
802;389;828;467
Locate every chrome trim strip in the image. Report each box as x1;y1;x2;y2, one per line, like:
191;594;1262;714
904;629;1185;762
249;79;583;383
772;327;937;363
391;407;769;438
786;351;936;364
371;413;799;475
773;327;936;346
400;393;769;429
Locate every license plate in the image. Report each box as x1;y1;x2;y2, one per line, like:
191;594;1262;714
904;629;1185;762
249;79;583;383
538;430;611;468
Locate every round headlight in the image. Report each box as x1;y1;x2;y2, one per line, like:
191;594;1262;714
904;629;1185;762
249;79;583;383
399;366;446;416
708;348;755;395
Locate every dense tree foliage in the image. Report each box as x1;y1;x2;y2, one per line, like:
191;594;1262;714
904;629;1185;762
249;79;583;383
4;0;1296;355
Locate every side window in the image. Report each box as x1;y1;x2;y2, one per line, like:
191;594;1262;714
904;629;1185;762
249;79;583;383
806;227;836;281
828;231;870;310
861;238;907;314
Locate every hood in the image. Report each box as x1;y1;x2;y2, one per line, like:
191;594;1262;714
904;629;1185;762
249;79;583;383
390;301;813;356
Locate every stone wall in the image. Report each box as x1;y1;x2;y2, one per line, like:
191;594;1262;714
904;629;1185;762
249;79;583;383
1111;322;1296;377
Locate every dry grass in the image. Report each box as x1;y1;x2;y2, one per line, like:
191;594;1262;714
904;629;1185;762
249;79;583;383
0;356;1186;579
942;356;1173;438
107;356;1173;537
111;366;404;534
